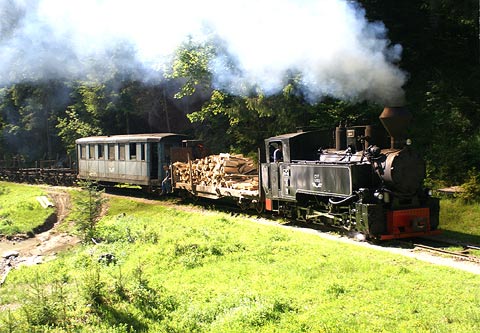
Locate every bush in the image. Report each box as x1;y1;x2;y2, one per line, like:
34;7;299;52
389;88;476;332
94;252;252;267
22;273;70;329
73;180;106;243
458;169;480;202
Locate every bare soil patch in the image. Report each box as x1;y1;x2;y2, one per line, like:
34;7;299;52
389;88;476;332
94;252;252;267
0;189;80;285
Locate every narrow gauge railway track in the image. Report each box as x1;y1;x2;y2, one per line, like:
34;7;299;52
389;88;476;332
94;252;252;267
0;167;76;186
416;236;480;253
395;238;480;264
413;244;480;263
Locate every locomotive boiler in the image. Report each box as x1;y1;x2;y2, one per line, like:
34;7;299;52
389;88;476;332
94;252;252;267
260;107;439;240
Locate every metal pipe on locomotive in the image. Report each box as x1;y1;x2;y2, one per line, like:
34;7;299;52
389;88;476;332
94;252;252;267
75;106;440;240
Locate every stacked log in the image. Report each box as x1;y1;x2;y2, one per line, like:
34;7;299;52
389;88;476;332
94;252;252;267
173;153;258;191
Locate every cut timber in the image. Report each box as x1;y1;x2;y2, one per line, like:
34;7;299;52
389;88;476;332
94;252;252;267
223;166;239;174
172;153;259;195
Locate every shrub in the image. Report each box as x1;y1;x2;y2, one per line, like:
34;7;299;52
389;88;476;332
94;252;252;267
73;180;106;243
458;169;480;202
22;273;70;329
81;261;106;308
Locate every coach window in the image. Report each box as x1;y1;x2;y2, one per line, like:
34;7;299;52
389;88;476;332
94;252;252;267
80;145;86;159
108;144;115;160
119;144;125;161
129;143;137;160
140;143;145;161
98;144;104;159
89;145;95;159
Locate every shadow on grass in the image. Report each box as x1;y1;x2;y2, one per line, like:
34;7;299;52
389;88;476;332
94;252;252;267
97;303;148;332
434;229;480;246
31;212;57;235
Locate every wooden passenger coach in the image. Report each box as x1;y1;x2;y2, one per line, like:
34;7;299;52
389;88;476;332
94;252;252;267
75;133;186;188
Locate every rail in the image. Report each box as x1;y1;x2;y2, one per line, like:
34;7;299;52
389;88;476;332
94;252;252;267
412;243;480;263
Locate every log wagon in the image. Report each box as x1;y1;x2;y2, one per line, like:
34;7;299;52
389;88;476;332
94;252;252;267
171;152;261;210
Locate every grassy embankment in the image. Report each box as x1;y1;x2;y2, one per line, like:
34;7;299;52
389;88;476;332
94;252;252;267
0;182;479;332
0;181;54;236
440;199;480;244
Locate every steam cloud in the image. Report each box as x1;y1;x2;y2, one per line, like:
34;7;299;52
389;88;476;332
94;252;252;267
0;0;406;104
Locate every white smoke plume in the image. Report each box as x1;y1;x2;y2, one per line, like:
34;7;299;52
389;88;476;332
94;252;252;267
0;0;406;104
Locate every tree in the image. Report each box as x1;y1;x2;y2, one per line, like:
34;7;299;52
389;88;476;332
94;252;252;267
0;81;70;163
359;0;480;184
73;180;105;243
56;108;102;157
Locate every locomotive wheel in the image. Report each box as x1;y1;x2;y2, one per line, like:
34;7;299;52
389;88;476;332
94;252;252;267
254;200;264;214
178;189;198;202
238;199;250;211
178;189;189;200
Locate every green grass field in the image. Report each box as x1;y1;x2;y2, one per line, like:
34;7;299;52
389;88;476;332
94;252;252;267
0;181;54;236
439;198;480;244
1;191;479;332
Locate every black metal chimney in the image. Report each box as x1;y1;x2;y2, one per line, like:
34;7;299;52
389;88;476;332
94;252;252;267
379;107;412;149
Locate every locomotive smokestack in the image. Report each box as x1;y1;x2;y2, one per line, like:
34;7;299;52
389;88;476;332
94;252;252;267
379;106;412;149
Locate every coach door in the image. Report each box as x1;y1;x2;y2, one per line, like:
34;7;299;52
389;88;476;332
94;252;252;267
150;143;159;179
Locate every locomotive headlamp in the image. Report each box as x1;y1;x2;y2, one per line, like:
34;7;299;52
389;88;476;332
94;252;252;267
406;138;412;146
374;191;384;201
354;233;366;242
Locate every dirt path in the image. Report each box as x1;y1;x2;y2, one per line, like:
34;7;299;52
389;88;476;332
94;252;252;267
0;189;80;285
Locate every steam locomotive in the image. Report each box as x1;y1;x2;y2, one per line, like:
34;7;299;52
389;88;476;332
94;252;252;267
260;107;439;240
75;107;440;240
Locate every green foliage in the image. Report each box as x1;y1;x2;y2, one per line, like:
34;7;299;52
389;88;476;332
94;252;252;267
22;273;70;328
185;86;383;154
1;196;480;332
412;78;480;184
439;197;480;243
458;169;480;203
0;181;53;236
0;309;17;333
166;37;214;98
129;263;178;320
81;260;106;308
56;109;103;155
72;180;106;243
0;81;69;161
0;184;9;195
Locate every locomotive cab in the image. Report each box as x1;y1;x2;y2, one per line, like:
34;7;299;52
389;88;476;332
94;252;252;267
261;130;334;210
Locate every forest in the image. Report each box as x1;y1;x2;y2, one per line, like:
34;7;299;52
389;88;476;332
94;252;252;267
0;0;478;186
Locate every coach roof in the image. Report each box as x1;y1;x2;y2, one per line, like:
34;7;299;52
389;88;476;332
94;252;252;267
75;133;187;144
